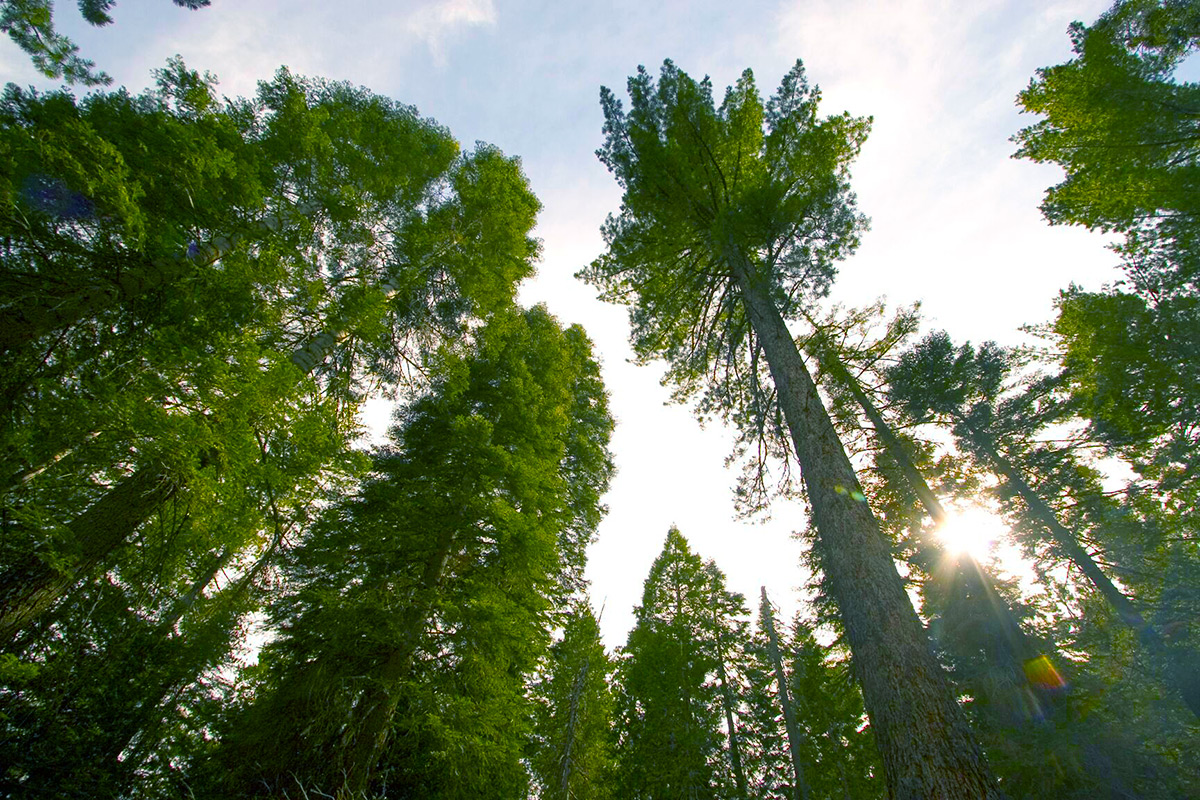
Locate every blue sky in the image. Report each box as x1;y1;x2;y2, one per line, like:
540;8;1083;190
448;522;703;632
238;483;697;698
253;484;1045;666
1;0;1119;647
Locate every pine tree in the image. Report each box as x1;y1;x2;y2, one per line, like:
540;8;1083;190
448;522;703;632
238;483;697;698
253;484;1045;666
741;590;884;800
580;60;1001;798
614;527;749;800
531;600;617;800
212;306;614;798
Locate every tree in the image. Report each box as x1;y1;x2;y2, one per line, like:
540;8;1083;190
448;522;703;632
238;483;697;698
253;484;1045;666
614;527;748;800
531;600;617;800
742;590;884;800
756;589;811;800
886;331;1200;720
0;61;539;646
1014;0;1200;284
580;60;1000;798
1014;0;1200;566
213;305;614;798
797;305;1060;723
1;0;210;85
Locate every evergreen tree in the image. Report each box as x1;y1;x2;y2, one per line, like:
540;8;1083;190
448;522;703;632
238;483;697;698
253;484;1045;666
1014;0;1200;286
887;331;1200;719
742;590;884;800
212;305;614;798
0;63;545;797
0;61;539;643
614;527;748;800
531;599;617;800
1015;0;1200;615
581;60;1000;798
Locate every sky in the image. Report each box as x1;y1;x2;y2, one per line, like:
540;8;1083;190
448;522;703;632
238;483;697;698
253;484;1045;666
0;0;1121;648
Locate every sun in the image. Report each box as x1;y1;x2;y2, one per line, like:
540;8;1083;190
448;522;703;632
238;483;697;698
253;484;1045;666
935;507;1008;562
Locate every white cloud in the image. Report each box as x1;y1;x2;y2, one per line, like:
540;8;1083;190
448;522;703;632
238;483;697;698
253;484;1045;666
404;0;496;62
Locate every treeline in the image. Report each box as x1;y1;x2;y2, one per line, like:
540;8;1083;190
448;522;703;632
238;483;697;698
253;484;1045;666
0;0;1197;798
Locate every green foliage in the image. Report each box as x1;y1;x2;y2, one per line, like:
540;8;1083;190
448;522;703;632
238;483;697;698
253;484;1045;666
211;306;614;798
614;528;748;800
1014;0;1200;287
580;59;868;436
741;598;884;800
0;61;548;797
530;600;617;800
0;0;210;85
885;330;1200;795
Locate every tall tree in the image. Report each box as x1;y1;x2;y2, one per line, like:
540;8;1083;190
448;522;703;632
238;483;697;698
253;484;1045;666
757;588;810;800
886;331;1200;720
581;60;1000;798
614;527;747;800
1015;0;1200;564
531;599;617;800
797;305;1060;724
213;305;614;798
0;61;539;645
743;591;884;800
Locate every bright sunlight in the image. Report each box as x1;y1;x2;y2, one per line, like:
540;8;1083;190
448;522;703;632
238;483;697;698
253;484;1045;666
935;506;1010;562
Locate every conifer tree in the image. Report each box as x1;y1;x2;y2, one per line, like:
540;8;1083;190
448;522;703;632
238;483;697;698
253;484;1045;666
582;60;1001;798
212;306;614;798
614;527;748;800
742;590;884;800
531;600;617;800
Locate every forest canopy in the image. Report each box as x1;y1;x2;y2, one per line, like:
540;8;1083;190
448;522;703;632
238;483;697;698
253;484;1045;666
0;0;1197;798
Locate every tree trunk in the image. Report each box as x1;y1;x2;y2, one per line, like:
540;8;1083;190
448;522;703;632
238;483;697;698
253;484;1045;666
977;436;1200;720
760;588;810;800
728;248;1002;800
559;658;590;799
713;610;749;800
0;466;176;647
820;355;1042;676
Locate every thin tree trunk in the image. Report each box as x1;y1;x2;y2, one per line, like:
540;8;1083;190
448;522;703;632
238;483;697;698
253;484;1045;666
760;588;809;800
728;247;1002;800
976;436;1200;720
559;658;590;799
712;602;749;800
0;466;176;647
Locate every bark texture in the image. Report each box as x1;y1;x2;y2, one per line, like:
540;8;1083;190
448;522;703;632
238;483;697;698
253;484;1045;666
729;249;1002;800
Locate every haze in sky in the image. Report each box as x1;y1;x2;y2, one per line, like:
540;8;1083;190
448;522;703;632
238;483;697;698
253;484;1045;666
0;0;1119;647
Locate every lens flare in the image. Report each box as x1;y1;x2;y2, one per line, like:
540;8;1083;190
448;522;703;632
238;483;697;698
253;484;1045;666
1024;654;1067;692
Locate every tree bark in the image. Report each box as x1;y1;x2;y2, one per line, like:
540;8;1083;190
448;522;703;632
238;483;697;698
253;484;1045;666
760;588;810;800
820;355;1041;673
727;247;1002;800
976;436;1200;720
0;466;176;647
